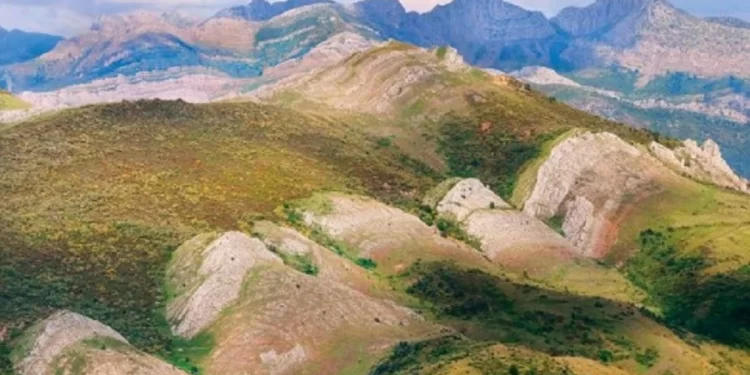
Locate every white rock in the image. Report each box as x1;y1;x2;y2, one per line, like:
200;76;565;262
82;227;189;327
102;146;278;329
464;210;575;264
436;178;510;221
651;139;749;193
167;232;282;338
524;132;641;220
16;311;128;375
562;195;596;252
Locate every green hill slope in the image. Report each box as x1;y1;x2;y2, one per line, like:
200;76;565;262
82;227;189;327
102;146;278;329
1;43;749;375
0;91;29;111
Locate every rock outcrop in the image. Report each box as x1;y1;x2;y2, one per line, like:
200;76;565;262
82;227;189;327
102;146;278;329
523;132;662;257
650;139;750;193
14;311;127;375
426;178;637;300
464;209;577;270
300;193;487;273
13;310;186;375
252;221;376;292
166;232;283;338
434;178;510;221
164;225;437;375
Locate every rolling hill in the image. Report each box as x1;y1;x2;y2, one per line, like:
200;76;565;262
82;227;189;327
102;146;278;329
1;41;749;375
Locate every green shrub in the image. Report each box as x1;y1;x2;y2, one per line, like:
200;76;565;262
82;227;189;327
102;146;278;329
356;258;378;270
627;230;750;348
635;348;660;368
437;114;541;200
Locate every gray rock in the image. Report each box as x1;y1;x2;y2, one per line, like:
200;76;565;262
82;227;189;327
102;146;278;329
436;178;510;221
15;311;127;375
167;232;283;338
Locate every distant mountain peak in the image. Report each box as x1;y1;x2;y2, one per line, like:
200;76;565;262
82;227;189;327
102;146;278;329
551;0;677;47
705;16;750;29
215;0;334;21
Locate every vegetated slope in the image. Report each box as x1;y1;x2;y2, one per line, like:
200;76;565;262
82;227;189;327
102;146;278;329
259;41;673;196
9;311;186;375
0;90;29;111
511;128;750;349
0;99;436;373
0;27;61;66
1;41;750;375
163;229;439;375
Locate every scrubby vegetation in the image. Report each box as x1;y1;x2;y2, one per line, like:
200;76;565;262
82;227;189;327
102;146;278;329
401;261;659;363
0;100;438;369
438;113;542;199
370;336;576;375
627;230;750;347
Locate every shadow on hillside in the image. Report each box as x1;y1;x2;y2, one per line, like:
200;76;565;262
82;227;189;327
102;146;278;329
400;261;680;364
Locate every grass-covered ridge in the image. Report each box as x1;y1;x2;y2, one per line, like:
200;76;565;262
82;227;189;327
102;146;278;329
0;99;438;369
0;90;30;111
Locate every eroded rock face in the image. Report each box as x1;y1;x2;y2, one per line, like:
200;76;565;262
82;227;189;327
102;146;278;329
163;222;436;375
301;193;487;273
464;210;576;270
167;231;283;338
650;140;749;193
15;311;127;375
523;132;661;257
14;310;187;375
252;221;375;292
436;178;510;221
204;262;431;375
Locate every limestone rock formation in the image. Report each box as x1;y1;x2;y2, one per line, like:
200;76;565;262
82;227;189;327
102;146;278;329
301;193;487;273
435;178;510;221
201;256;432;375
255;42;476;116
650;139;750;193
14;311;127;375
252;221;376;291
163;225;436;374
166;232;283;338
523;132;662;257
463;209;577;271
13;310;186;375
554;0;750;81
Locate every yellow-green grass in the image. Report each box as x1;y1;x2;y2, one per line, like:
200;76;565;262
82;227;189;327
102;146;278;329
384;261;748;375
0;100;439;365
611;174;750;273
0;90;30;111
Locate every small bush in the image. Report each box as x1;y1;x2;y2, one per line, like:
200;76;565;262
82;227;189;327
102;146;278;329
356;258;378;270
635;348;660;368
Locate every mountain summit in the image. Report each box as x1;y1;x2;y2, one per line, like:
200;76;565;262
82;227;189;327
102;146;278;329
215;0;334;21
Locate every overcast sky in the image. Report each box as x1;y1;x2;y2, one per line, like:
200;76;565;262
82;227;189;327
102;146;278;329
1;0;748;36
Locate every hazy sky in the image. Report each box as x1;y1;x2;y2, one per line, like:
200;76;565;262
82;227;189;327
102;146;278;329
1;0;748;36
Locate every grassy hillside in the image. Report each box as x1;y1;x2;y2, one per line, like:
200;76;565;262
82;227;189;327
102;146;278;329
0;91;29;111
1;44;749;374
0;99;437;372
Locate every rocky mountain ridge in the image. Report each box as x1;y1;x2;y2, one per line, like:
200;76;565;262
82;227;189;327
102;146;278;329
0;27;61;68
